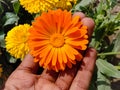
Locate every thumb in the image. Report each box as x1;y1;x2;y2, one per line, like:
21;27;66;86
17;54;39;73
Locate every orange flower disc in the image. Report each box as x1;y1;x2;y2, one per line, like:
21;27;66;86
28;9;89;71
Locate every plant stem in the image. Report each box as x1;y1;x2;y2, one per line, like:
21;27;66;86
94;41;100;49
98;52;120;56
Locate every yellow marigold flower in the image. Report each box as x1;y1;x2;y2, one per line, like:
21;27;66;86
19;0;59;14
5;24;30;60
19;0;77;14
28;9;88;71
0;64;3;77
56;0;77;10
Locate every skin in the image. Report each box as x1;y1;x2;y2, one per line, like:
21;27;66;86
3;12;97;90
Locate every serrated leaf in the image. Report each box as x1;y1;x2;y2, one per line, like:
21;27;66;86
0;31;5;48
112;32;120;52
96;59;120;78
97;71;112;90
3;12;19;26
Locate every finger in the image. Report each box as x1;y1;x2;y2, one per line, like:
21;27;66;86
55;12;87;90
70;48;97;90
73;12;95;39
73;12;86;19
40;69;59;82
81;18;95;38
55;66;78;90
17;54;39;73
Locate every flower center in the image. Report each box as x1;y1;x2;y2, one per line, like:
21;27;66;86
50;34;65;48
21;34;28;43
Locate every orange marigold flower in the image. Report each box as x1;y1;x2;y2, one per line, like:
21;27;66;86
28;9;89;71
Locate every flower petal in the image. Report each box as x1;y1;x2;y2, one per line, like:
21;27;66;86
52;48;58;66
63;45;75;60
44;48;55;66
61;46;67;63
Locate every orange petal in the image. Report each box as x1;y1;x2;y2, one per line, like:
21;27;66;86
66;45;79;55
34;58;39;62
63;10;71;27
68;58;76;65
73;45;87;50
57;48;66;70
39;56;46;66
30;40;49;48
78;28;88;37
75;53;83;61
71;16;80;26
61;46;67;63
32;23;50;36
44;48;55;66
58;48;63;64
39;46;52;66
56;11;64;33
31;45;47;56
64;27;78;36
66;39;89;46
40;45;52;57
60;62;65;71
67;61;72;68
66;29;81;38
52;48;58;66
63;45;75;60
29;32;49;40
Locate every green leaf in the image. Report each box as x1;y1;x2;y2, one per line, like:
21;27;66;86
9;56;17;63
0;0;6;4
97;71;112;90
0;31;5;48
115;66;120;70
3;12;19;26
108;0;117;8
11;0;19;3
112;32;120;52
13;0;20;14
96;59;120;78
74;0;93;11
89;67;97;90
5;52;17;63
0;3;4;15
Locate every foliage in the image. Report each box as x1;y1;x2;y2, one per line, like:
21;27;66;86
73;0;120;90
0;0;120;89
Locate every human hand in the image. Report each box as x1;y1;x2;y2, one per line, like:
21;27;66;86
4;12;97;90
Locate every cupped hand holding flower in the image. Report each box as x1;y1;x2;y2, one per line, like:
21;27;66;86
4;12;97;90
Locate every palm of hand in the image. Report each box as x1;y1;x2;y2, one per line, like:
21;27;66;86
5;70;60;90
5;48;96;90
